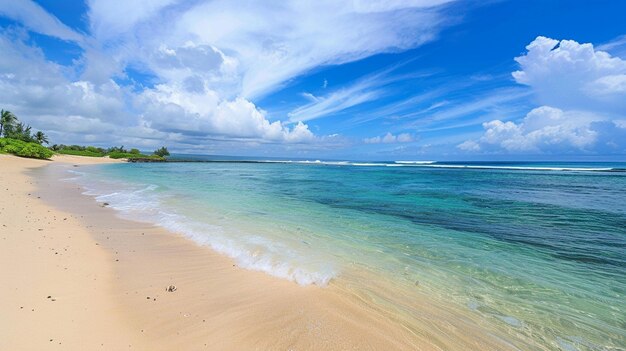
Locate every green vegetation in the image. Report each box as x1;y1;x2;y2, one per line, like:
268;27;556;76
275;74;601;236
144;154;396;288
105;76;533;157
0;137;54;159
51;145;165;160
34;131;49;145
56;149;105;157
50;144;106;157
0;109;52;159
107;151;163;160
154;146;170;157
1;108;170;161
0;109;17;136
0;112;48;145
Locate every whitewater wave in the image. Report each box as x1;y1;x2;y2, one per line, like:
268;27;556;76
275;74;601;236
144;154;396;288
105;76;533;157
67;170;336;286
407;164;619;172
253;160;621;172
394;160;436;164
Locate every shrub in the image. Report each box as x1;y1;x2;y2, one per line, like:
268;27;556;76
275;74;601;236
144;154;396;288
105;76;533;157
57;149;104;157
153;146;170;157
0;137;53;159
107;151;164;160
107;146;127;153
86;146;106;154
130;148;140;154
4;144;20;154
17;144;53;159
107;151;134;159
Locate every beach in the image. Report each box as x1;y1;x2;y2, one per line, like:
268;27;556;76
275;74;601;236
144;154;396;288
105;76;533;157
0;155;146;349
0;155;461;350
2;154;624;350
2;1;625;349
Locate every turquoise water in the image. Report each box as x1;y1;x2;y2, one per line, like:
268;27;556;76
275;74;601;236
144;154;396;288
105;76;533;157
68;160;626;350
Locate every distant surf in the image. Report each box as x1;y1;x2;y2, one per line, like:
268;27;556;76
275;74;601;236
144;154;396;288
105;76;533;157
233;159;624;172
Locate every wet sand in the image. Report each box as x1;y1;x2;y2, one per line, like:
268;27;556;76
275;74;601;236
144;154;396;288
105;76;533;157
1;154;514;350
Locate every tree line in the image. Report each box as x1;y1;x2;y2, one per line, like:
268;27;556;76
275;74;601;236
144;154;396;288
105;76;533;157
1;109;48;144
1;109;170;159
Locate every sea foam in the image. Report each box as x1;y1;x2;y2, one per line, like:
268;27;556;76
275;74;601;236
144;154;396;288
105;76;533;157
66;169;336;286
243;160;619;172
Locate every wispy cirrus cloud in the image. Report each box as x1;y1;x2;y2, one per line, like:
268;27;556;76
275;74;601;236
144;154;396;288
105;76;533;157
0;0;84;42
0;0;458;153
404;88;531;129
288;85;383;123
288;67;435;122
597;34;626;58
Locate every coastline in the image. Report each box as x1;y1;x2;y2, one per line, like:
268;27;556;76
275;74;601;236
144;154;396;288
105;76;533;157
1;154;516;350
0;154;144;349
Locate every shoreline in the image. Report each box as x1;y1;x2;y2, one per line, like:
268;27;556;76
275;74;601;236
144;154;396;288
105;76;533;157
0;154;144;349
1;154;516;350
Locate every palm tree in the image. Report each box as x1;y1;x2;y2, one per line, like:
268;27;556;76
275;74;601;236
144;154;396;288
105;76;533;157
154;146;170;157
34;131;49;145
7;122;34;142
0;109;17;137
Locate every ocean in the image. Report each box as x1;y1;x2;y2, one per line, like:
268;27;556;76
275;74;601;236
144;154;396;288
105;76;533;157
66;159;626;350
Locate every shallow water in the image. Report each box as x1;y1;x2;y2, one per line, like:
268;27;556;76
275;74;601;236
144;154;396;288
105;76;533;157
67;160;626;350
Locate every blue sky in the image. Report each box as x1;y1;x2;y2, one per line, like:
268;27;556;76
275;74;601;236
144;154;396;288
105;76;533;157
0;0;625;160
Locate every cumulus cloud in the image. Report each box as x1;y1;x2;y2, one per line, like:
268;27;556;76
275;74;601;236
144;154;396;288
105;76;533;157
0;31;316;146
0;30;151;145
0;0;456;152
364;132;414;144
512;36;626;114
459;107;602;153
460;37;626;155
140;91;315;143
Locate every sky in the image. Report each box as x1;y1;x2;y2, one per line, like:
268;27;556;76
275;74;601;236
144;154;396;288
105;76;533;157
0;0;625;160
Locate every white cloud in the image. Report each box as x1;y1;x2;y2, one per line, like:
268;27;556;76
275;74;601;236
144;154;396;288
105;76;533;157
0;0;84;42
87;0;178;40
597;34;626;58
0;0;456;152
512;36;626;114
289;83;382;123
300;92;320;103
460;37;626;155
458;106;626;154
0;30;315;146
364;132;414;144
457;140;480;152
287;67;434;122
0;31;146;144
171;1;455;99
587;74;626;95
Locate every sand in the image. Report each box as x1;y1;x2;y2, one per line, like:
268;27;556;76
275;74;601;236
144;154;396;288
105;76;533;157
0;154;515;350
0;155;144;349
